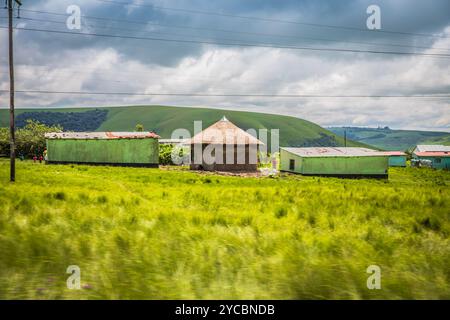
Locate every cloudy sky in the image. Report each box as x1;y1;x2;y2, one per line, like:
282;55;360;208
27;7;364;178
0;0;449;131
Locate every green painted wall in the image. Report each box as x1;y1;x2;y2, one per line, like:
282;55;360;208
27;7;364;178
280;149;303;172
413;155;450;170
46;139;159;165
388;156;407;167
280;149;388;176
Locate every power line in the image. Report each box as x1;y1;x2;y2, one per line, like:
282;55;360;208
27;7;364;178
5;14;450;53
1;89;449;99
10;8;450;52
7;16;280;45
1;25;450;58
5;15;387;50
96;0;449;39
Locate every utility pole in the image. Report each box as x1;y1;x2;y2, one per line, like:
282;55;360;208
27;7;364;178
7;0;21;182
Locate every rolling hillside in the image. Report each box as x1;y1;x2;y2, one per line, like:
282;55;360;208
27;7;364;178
0;106;366;148
329;126;450;151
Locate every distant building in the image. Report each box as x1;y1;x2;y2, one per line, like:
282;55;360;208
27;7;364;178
381;151;407;167
412;145;450;169
280;147;389;178
189;117;263;172
45;131;160;167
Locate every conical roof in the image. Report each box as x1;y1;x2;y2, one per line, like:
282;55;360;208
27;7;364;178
190;117;263;145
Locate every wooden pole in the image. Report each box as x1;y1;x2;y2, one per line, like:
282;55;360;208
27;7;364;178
8;0;15;182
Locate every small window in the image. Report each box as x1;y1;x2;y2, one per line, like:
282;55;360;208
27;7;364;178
289;159;295;170
435;158;442;164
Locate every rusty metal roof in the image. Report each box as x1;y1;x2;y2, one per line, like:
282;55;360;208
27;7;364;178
381;151;407;156
159;139;189;145
189;117;263;145
45;132;160;139
281;147;387;157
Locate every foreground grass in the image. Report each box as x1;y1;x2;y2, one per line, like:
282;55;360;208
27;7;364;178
0;159;449;299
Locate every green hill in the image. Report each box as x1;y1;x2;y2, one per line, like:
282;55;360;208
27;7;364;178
0;106;366;148
328;126;450;151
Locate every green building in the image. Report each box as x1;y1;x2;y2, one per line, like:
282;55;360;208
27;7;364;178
45;132;160;167
412;145;450;169
382;151;407;167
280;147;389;178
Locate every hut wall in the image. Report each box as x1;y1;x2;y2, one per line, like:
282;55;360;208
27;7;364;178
46;138;159;167
190;144;258;172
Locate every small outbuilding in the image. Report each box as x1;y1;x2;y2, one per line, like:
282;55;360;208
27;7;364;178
382;151;407;167
45;131;160;167
280;147;389;178
412;145;450;169
189;117;263;172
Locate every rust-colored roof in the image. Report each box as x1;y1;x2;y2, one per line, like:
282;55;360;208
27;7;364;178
45;132;160;139
282;147;387;157
414;152;450;157
381;151;407;156
159;138;189;145
189;116;263;145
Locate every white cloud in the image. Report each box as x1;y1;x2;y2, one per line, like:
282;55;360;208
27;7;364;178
1;5;449;132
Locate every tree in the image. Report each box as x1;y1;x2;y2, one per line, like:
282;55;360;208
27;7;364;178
0;120;62;158
135;124;144;132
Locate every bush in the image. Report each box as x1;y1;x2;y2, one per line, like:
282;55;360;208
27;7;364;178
159;144;188;165
0;120;62;158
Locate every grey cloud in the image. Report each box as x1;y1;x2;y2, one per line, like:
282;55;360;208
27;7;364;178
7;0;450;66
0;0;449;131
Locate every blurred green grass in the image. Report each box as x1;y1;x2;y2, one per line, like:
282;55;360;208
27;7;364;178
0;159;449;299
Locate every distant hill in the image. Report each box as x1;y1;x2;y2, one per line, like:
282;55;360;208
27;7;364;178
0;106;366;148
328;126;450;151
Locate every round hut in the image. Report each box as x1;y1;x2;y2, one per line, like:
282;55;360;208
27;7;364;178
189;117;263;172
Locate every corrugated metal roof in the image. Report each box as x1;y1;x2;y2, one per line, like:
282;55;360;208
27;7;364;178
381;151;407;156
415;152;450;157
45;132;160;139
190;117;263;145
159;139;189;145
415;145;450;152
281;147;387;157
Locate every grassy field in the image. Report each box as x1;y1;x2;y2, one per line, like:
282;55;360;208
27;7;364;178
0;106;367;148
0;159;449;299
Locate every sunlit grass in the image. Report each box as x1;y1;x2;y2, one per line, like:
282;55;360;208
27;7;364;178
0;159;449;299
